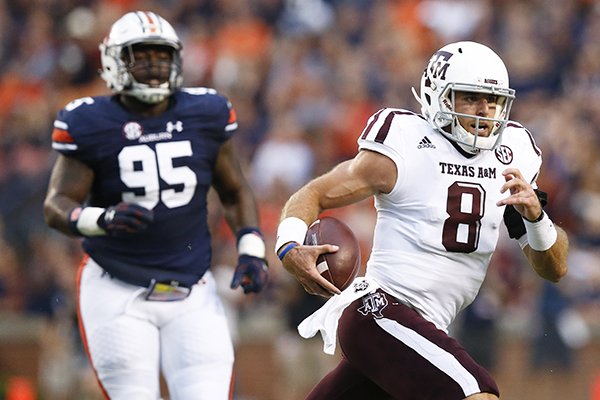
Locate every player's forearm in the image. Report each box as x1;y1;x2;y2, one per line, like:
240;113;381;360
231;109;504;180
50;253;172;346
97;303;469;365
220;185;260;234
275;185;322;254
525;226;569;282
281;161;374;224
44;154;95;236
43;193;80;236
280;184;323;225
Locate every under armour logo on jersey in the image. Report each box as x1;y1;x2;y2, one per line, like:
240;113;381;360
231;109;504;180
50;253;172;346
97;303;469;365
358;292;388;318
166;120;183;133
417;136;436;149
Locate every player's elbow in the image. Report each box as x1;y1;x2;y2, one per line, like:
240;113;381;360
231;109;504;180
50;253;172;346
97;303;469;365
551;263;568;282
540;263;567;283
43;204;57;229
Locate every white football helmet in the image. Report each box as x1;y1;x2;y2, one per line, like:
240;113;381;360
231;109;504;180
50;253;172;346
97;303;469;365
412;41;515;153
99;11;183;104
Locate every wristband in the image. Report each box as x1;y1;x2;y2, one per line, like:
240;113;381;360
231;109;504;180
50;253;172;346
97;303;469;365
275;217;308;253
69;207;107;236
278;242;299;261
237;228;266;259
525;210;545;223
523;212;557;251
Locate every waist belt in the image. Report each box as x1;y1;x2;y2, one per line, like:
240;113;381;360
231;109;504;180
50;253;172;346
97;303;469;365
145;279;191;301
89;252;202;289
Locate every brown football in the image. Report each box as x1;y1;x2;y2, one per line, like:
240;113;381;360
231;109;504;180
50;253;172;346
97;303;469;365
304;216;361;290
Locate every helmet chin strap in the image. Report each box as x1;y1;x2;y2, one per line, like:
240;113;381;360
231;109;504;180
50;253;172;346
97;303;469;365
411;87;422;107
456;142;480;154
452;118;498;153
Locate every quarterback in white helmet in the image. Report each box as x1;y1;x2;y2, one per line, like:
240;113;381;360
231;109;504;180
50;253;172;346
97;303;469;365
276;41;569;399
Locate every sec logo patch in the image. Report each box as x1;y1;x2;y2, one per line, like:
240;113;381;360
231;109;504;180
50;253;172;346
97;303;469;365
495;145;513;164
123;122;143;140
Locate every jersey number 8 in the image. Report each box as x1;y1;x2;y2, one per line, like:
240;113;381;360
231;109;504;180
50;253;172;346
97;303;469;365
442;181;485;253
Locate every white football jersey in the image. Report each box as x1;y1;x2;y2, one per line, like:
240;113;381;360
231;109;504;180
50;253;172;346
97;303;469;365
358;108;542;330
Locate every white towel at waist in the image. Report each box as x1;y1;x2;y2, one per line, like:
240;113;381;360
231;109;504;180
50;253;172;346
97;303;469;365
297;277;380;355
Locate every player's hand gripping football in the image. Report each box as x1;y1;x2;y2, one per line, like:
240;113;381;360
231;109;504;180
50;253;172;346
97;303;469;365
496;168;542;221
280;243;341;298
98;202;154;236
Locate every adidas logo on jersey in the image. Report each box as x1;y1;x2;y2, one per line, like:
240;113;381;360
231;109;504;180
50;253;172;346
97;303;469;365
417;136;436;149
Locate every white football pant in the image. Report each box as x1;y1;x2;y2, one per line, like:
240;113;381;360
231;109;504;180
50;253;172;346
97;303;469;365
78;258;234;399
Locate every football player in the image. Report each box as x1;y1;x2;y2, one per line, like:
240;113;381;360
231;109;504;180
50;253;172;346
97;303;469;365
43;11;268;400
275;41;569;399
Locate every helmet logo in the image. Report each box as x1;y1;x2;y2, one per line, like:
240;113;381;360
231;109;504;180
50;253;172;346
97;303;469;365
495;145;513;164
427;50;453;81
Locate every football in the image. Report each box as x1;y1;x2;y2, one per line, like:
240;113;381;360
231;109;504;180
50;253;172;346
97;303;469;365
304;216;361;290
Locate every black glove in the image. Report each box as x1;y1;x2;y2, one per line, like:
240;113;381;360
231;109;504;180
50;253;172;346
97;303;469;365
98;202;154;236
230;255;269;294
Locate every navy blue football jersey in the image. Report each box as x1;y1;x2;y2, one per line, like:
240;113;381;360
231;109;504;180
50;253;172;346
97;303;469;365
52;87;238;284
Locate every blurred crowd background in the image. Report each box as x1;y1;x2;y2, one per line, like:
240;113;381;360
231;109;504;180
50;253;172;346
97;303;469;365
0;0;600;399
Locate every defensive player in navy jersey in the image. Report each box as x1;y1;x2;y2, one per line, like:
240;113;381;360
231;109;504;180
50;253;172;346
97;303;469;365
275;42;569;399
43;11;267;399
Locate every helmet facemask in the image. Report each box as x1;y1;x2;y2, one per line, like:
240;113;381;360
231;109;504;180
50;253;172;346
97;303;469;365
433;82;515;153
120;42;182;104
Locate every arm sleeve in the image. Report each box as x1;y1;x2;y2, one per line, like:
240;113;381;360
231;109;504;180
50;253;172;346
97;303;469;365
503;189;548;239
